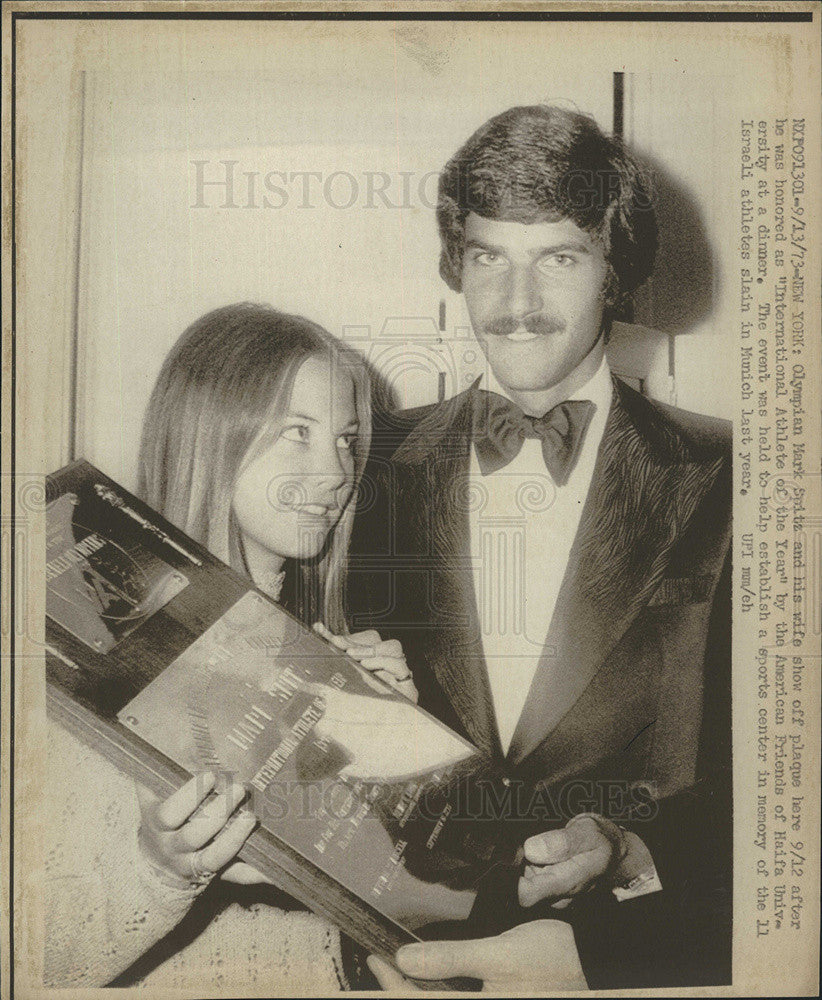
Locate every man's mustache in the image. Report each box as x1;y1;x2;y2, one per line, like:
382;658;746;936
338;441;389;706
483;314;565;337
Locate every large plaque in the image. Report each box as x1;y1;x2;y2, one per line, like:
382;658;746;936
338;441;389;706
45;460;515;983
120;590;492;929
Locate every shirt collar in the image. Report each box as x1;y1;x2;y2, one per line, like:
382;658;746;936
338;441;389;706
479;352;613;415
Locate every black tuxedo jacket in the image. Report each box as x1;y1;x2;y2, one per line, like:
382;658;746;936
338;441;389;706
348;377;732;988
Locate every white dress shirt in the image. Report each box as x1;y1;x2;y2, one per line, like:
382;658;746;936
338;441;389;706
469;356;613;753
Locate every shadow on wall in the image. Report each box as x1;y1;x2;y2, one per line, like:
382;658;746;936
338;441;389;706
632;152;717;336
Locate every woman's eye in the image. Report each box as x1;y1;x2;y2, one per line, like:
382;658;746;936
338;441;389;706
280;424;310;444
337;433;358;451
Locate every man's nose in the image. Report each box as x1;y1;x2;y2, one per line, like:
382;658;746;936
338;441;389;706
505;266;543;318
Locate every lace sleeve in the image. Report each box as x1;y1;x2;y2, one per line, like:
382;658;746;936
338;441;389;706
44;722;205;987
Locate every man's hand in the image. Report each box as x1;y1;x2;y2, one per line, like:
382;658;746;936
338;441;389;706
518;814;626;907
367;920;588;992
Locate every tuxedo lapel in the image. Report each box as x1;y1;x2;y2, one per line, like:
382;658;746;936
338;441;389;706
507;380;727;768
391;389;502;757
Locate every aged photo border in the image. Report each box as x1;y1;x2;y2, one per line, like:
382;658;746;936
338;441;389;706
2;2;820;997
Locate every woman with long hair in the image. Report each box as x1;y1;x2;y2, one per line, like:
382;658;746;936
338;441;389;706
138;302;367;628
45;304;414;991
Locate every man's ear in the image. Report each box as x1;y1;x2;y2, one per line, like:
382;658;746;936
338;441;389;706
600;312;615;346
439;250;462;293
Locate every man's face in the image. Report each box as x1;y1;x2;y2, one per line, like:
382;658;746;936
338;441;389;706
460;213;609;394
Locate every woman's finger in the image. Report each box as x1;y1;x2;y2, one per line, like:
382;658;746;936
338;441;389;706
315;625;383;659
314;624;415;696
348;628;382;646
374;638;404;659
197;809;258;873
135;781;159;818
345;639;403;661
173;782;248;851
397;679;420;704
363;656;411;682
312;622;350;650
221;861;273;886
341;644;376;661
154;772;216;830
379;675;419;704
365;667;418;703
345;664;394;696
345;629;382;647
314;625;406;666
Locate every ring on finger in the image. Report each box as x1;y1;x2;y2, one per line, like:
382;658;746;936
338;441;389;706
378;670;413;684
188;850;216;886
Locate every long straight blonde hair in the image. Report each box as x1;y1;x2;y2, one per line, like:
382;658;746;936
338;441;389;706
137;303;371;632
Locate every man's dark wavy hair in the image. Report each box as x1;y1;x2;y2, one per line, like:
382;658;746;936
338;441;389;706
437;105;658;315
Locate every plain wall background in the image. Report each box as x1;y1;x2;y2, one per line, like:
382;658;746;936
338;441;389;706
18;18;793;487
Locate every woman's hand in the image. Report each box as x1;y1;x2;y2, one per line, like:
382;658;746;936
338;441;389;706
313;623;418;703
136;772;259;889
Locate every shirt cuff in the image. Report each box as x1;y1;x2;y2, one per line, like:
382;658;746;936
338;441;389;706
610;829;663;901
612;867;663;901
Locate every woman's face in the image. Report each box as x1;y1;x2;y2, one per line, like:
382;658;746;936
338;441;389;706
232;353;359;571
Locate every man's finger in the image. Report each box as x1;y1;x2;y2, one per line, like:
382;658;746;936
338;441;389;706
396;936;497;981
524;817;605;866
519;850;608;905
567;813;627;858
519;860;585;906
523;828;575;865
366;955;417;991
153;772;216;829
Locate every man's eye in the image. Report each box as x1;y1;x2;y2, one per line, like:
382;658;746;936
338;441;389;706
539;253;575;270
280;424;310;444
337;433;358;451
473;251;506;267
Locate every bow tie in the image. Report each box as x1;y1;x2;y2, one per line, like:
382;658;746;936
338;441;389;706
471;390;595;484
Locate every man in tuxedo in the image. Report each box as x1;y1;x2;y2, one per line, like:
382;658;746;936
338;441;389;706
349;104;731;988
